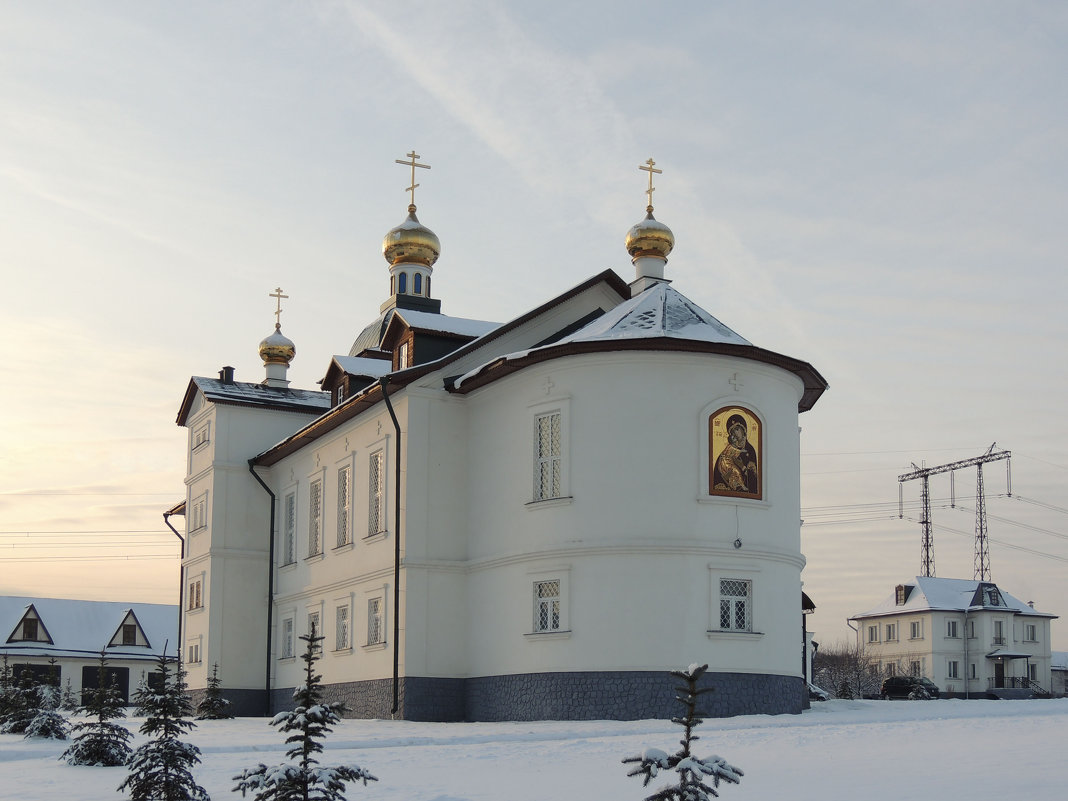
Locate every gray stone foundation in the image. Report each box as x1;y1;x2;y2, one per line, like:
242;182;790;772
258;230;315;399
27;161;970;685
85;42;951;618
266;671;802;721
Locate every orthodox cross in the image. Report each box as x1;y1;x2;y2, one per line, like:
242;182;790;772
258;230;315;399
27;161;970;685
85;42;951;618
269;287;288;327
639;157;662;212
395;150;431;208
729;372;744;392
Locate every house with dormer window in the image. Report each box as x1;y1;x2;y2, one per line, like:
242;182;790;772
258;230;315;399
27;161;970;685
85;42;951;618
1;596;177;703
851;577;1056;698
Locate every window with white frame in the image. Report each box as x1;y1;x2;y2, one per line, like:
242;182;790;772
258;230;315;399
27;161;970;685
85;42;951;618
187;640;202;664
533;411;562;501
1028;663;1037;681
910;621;922;639
307;610;321;652
336;465;351;547
970;663;977;679
867;625;879;643
993;620;1004;645
308;479;323;556
191;493;208;532
280;618;294;660
368;450;384;536
1025;623;1037;642
335;604;350;650
946;619;959;638
533;580;562;633
885;662;896;676
719;579;752;632
885;623;897;641
398;341;410;369
967;620;975;639
188;578;203;610
366;597;384;645
192;421;210;451
909;660;921;676
282;491;296;565
947;660;960;679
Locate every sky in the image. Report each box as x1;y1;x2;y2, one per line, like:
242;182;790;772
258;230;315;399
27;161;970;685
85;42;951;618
1;1;1066;649
3;700;1068;800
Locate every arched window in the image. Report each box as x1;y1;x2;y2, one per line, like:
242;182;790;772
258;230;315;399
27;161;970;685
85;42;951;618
398;272;407;294
390;276;395;295
414;273;422;295
426;276;431;296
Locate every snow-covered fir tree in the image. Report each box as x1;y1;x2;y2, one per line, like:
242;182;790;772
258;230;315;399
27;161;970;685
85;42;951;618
0;669;41;735
118;654;209;801
0;654;13;724
25;675;68;740
195;663;233;720
60;678;80;712
623;664;743;801
62;652;133;767
233;626;376;800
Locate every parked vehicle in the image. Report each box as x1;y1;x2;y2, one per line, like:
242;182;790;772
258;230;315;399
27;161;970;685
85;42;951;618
880;676;940;700
808;683;829;701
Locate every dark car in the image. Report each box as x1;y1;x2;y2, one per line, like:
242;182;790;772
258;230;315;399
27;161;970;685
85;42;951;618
880;676;940;700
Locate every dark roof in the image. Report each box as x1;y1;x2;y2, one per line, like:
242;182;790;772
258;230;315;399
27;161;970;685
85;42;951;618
176;377;331;425
348;309;395;357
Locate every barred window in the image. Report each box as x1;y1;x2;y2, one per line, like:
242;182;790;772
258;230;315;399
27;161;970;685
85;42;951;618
368;451;384;536
280;618;294;659
533;411;562;501
719;579;751;632
367;598;383;645
337;466;351;547
335;605;349;650
534;580;561;632
308;479;322;556
283;492;296;565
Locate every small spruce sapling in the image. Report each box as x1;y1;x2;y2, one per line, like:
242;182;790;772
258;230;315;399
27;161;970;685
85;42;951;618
0;654;13;725
195;663;233;720
62;652;133;766
118;654;209;800
0;669;41;734
233;625;376;800
60;678;80;712
26;670;68;740
622;664;743;801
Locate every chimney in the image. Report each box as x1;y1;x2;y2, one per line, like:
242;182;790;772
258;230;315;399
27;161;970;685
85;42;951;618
219;366;235;384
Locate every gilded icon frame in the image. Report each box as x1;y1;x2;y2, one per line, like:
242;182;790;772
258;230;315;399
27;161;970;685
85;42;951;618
708;406;762;500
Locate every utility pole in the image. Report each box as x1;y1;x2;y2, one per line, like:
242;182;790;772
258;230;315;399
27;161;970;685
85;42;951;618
898;444;1011;579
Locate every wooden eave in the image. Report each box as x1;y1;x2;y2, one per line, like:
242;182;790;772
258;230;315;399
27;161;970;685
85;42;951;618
448;337;829;412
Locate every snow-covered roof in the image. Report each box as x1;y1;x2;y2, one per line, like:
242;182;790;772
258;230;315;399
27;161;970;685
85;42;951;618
392;309;499;338
1;596;178;660
329;356;393;378
851;577;1055;620
553;283;751;347
179;377;331;423
1052;651;1068;670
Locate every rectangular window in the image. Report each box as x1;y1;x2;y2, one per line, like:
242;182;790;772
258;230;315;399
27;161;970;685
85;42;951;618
280;618;294;659
970;663;977;679
192;421;210;450
719;579;752;632
188;642;201;664
368;450;384;536
337;466;351;547
122;624;137;646
534;580;561;632
885;662;896;677
283;492;297;565
993;620;1004;645
1025;623;1037;642
188;579;202;610
909;660;921;677
533;411;562;501
367;598;384;645
947;620;959;638
948;660;960;679
885;623;897;641
398;341;410;369
910;621;922;639
867;625;879;643
308;479;323;556
337;383;346;406
1028;663;1037;681
335;605;350;650
191;493;208;532
968;620;975;639
22;618;38;640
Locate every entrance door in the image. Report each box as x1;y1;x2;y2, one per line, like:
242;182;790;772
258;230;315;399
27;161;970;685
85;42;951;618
993;661;1005;689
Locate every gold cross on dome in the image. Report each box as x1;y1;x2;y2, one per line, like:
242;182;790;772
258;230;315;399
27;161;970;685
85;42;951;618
269;287;288;327
395;150;431;208
639;157;662;211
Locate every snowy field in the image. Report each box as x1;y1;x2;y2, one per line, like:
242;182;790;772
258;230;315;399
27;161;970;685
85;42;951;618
1;699;1065;801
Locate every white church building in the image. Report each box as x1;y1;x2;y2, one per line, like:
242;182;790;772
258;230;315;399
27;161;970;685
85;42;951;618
174;159;828;720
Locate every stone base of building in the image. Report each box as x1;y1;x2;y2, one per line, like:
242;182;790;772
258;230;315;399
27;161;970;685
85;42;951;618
189;686;269;718
264;670;803;722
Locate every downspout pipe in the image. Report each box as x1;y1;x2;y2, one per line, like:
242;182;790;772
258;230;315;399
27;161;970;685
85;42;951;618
162;511;185;658
379;376;402;717
248;461;277;718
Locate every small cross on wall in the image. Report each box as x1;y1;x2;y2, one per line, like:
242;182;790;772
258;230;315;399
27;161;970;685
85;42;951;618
543;376;555;396
729;373;744;392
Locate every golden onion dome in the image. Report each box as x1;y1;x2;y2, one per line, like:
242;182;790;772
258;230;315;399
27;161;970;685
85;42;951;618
382;205;440;267
259;324;296;365
625;208;675;260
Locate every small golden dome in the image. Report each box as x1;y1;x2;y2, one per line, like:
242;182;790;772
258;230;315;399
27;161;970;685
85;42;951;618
625;208;675;260
259;324;296;365
382;205;440;267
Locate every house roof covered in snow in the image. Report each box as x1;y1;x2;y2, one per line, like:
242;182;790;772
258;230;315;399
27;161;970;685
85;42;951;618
176;376;331;424
1;596;178;660
850;577;1056;620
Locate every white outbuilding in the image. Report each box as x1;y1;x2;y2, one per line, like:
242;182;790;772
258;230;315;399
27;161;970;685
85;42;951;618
174;167;828;720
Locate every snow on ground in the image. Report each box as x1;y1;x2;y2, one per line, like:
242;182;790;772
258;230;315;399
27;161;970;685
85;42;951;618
2;699;1065;801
